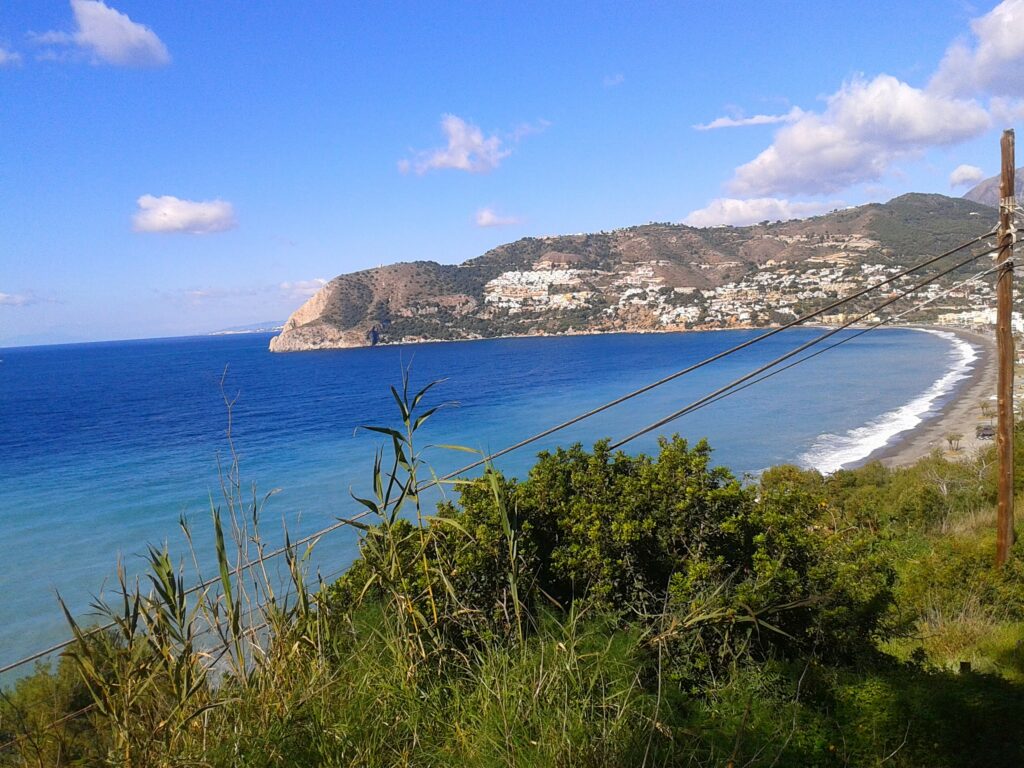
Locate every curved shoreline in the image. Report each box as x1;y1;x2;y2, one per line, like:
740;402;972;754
276;322;995;473
851;326;995;470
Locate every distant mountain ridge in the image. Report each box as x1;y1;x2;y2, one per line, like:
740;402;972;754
211;320;285;335
269;193;996;352
962;168;1024;207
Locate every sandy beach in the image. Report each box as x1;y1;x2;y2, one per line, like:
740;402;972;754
867;326;997;468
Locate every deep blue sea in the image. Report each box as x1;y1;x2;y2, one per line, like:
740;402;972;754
0;328;976;674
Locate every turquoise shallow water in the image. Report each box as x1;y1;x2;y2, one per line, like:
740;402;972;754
0;328;970;673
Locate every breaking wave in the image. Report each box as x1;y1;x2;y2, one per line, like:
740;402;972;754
798;329;978;474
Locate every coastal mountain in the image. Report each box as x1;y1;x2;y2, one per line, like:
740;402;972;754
962;167;1024;207
269;193;995;352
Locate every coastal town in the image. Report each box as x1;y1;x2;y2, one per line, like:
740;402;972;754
480;231;1018;334
266;193;1012;352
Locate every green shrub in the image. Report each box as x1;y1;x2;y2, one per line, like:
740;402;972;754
5;377;1024;767
331;436;896;680
897;532;1024;624
0;653;105;766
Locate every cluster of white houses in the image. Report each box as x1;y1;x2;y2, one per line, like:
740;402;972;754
483;268;594;311
480;251;1009;330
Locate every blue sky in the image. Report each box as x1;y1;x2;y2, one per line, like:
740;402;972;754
2;0;1023;346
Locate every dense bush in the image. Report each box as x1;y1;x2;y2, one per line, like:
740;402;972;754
4;384;1024;767
327;436;896;676
0;655;101;766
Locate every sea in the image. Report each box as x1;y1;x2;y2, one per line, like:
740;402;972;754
0;327;977;674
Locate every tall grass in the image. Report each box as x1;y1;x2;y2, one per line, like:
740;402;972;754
1;369;652;765
3;374;1024;766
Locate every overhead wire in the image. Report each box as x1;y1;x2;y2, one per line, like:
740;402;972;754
609;245;995;450
0;227;996;677
677;259;1006;420
412;229;998;484
0;560;352;755
0;515;370;676
186;250;999;678
0;232;1003;750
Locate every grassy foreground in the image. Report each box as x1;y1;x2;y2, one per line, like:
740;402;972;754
2;378;1023;767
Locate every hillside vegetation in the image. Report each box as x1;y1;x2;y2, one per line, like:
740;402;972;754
270;194;997;351
2;377;1023;766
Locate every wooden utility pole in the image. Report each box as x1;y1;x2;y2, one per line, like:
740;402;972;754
996;128;1016;567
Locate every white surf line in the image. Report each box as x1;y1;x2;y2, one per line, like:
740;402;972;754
798;329;979;474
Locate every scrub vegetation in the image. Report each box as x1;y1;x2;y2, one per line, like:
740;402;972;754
2;375;1023;767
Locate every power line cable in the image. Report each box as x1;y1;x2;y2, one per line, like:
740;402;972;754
415;230;997;484
211;258;996;678
678;261;1005;420
0;228;996;677
609;246;994;450
0;703;97;754
0;516;370;676
0;243;1003;747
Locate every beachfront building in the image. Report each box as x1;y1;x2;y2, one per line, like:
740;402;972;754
936;308;1024;333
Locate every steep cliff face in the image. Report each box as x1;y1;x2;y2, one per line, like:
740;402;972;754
268;280;374;351
270;193;996;352
268;288;368;354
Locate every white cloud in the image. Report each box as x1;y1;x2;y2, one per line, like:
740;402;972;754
401;114;511;174
0;291;41;307
0;47;22;66
931;0;1024;97
37;0;169;67
161;286;243;307
133;195;237;234
475;207;520;227
510;118;551;142
181;289;220;305
603;73;625;88
162;280;327;308
729;75;990;196
683;198;839;228
988;95;1024;124
694;107;805;131
949;163;986;187
280;279;327;300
